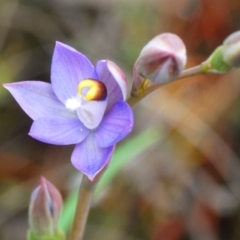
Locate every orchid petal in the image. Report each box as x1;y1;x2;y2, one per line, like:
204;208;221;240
4;81;74;120
96;60;127;109
51;42;97;103
29;117;89;145
107;60;128;100
95;101;134;147
77;98;108;129
71;133;114;180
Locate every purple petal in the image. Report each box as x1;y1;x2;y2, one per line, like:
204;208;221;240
4;81;74;120
95;101;134;147
51;42;97;104
71;133;115;180
29;117;89;145
96;60;127;110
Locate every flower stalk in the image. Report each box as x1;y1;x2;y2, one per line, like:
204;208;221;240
128;64;203;107
178;65;203;79
68;175;96;240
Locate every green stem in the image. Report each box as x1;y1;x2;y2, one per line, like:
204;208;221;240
68;176;95;240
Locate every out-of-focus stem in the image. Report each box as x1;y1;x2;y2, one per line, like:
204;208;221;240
68;175;95;240
178;65;203;79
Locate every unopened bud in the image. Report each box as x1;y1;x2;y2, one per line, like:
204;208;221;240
133;33;187;91
27;177;65;240
201;31;240;74
223;30;240;68
201;46;232;74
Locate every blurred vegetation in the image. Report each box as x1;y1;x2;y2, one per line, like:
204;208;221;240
1;0;240;239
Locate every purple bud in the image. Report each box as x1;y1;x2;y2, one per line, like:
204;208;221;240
223;31;240;68
28;177;63;236
133;33;187;91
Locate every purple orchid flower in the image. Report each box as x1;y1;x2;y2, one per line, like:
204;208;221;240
4;42;134;180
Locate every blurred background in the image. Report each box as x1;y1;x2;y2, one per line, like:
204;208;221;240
1;0;240;239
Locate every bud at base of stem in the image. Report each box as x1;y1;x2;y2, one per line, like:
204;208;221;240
28;178;64;239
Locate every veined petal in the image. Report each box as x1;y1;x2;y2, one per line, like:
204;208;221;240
77;98;108;129
71;133;115;180
29;117;89;145
4;81;74;120
96;60;127;110
95;101;134;147
51;42;97;103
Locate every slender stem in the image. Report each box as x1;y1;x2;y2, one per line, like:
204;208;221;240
128;64;204;107
68;175;95;240
178;64;203;79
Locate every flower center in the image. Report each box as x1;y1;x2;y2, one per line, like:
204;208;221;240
65;79;108;130
77;79;107;101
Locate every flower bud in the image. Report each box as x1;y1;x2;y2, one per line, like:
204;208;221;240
133;33;187;91
201;46;232;74
28;177;64;239
201;31;240;74
223;30;240;68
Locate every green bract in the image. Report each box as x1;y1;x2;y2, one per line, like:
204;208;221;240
201;46;232;74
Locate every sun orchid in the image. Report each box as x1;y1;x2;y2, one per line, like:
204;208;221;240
4;42;134;180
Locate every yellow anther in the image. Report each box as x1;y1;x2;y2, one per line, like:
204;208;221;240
78;79;107;101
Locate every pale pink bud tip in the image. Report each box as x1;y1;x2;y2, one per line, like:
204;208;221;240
29;177;63;236
133;33;187;89
223;30;240;68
